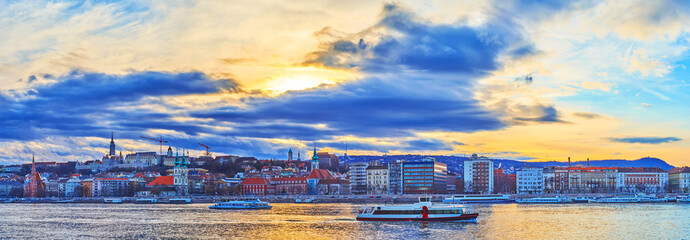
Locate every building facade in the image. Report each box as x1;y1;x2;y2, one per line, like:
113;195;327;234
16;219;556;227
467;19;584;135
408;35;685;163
403;161;447;194
272;177;307;195
239;177;274;195
388;160;405;195
173;153;189;195
92;178;134;197
568;166;618;193
616;167;668;193
366;165;388;195
348;162;369;195
463;154;493;194
517;167;544;194
669;167;690;193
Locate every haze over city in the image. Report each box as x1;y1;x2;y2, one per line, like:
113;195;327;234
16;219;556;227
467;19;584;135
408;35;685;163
1;0;689;166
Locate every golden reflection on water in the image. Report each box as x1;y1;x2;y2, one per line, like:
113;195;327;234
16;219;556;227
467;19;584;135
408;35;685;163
0;203;688;239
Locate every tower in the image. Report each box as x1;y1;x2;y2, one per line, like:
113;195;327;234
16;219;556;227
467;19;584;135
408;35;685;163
109;132;116;156
288;148;293;161
167;146;173;157
24;153;44;198
311;146;319;170
174;151;189;196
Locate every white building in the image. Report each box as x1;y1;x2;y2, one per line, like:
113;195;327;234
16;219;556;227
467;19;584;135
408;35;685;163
65;177;82;197
348;162;369;195
616;167;668;193
366;165;388;195
463;154;494;194
517;167;544;194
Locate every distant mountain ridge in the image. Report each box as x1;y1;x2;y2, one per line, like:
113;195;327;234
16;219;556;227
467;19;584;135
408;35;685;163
342;155;676;173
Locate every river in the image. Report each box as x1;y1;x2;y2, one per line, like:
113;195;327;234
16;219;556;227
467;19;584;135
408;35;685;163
0;203;688;239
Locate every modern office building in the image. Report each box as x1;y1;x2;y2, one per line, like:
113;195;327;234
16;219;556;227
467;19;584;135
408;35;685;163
402;161;447;194
388;160;405;195
669;167;690;193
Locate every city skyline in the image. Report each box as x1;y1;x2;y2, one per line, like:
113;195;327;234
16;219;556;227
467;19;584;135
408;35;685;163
1;1;689;166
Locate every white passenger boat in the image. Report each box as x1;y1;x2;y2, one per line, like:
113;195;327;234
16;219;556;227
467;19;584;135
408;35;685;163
516;196;573;204
677;196;690;203
442;194;512;204
589;193;666;203
135;198;158;204
357;197;478;222
209;198;272;210
104;198;123;204
168;198;192;204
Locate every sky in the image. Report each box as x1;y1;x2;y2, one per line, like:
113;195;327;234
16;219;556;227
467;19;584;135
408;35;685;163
1;0;689;166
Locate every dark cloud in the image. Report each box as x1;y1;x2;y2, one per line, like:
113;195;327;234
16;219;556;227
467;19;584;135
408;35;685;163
573;112;602;119
193;77;505;139
610;137;682;144
0;71;235;140
28;75;37;83
305;3;536;74
514;105;565;123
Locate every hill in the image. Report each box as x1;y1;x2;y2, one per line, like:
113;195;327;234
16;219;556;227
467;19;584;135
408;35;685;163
341;155;676;174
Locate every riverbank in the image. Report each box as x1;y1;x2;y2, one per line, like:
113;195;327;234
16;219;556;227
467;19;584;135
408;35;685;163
1;193;687;204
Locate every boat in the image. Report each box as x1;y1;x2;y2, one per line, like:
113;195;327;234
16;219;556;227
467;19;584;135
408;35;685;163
572;196;597;203
209;198;272;209
516;196;573;204
589;193;666;203
677;196;690;203
356;197;479;222
168;198;192;204
442;194;512;204
135;198;158;204
55;199;75;203
104;198;123;204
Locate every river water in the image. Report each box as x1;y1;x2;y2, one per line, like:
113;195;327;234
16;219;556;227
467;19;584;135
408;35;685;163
0;203;688;239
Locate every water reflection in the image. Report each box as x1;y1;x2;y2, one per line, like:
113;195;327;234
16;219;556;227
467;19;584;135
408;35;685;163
0;203;688;239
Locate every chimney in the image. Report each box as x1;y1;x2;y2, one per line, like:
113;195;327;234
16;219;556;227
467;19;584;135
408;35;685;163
568;157;571;168
587;158;590;167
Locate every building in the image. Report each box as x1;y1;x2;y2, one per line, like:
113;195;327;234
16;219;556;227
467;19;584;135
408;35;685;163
446;173;458;194
669;167;690;193
616;167;668;193
92;178;134;197
366;165;388;195
403;161;447;194
568;166;618;193
173;152;189;195
348;162;369;195
288;149;293;161
24;154;45;198
0;181;22;197
306;169;350;195
463;154;493;194
311;148;319;170
494;169;516;194
125;152;159;167
65;177;82;197
239;177;274;195
516;167;544;194
315;151;341;173
388;160;405;195
272;177;308;195
109;132;116;156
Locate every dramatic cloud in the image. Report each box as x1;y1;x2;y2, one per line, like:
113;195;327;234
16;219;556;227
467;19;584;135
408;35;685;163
610;137;682;144
193;76;505;140
0;71;235;140
573;112;602;119
305;3;535;75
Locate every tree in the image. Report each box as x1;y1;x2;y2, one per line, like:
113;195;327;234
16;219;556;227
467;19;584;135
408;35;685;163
9;187;23;198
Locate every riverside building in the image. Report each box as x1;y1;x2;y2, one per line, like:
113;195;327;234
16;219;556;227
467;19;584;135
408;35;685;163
402;160;447;194
463;154;493;194
516;167;544;194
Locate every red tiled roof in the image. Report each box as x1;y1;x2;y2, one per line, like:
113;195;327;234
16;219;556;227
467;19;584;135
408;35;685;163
147;176;174;186
240;177;270;185
307;169;334;180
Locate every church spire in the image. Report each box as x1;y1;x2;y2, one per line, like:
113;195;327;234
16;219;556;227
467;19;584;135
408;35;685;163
31;153;36;174
109;131;116;156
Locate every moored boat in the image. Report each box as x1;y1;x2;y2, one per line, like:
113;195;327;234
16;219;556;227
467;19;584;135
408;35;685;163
442;194;512;204
135;198;158;204
168;198;192;204
516;196;573;204
104;198;123;204
573;196;597;203
357;197;478;222
677;196;690;203
209;198;272;209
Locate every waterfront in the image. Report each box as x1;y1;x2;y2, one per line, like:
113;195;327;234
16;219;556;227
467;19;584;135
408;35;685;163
1;203;689;239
